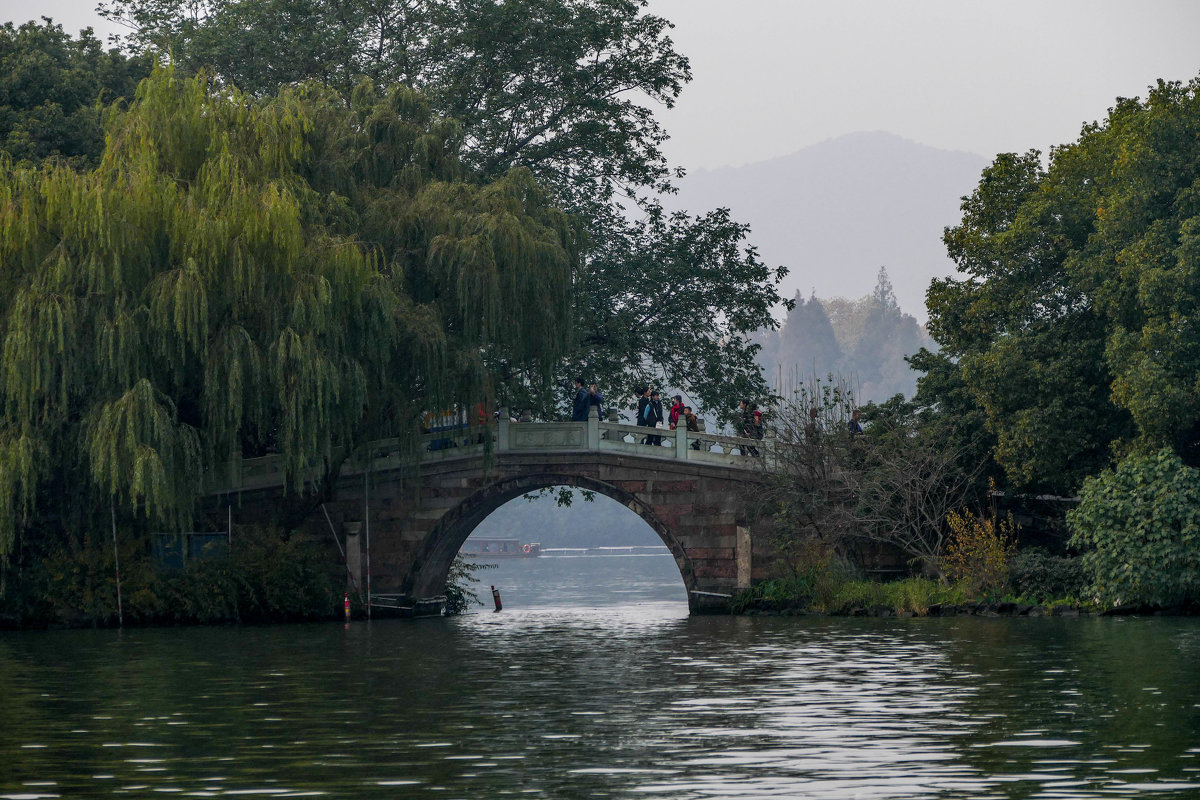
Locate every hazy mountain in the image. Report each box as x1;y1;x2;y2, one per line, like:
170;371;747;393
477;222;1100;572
757;268;934;403
667;131;990;319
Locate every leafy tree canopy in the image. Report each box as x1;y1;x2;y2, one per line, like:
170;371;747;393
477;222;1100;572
924;77;1200;493
567;202;786;423
0;18;152;167
101;0;689;205
0;66;575;565
98;0;788;421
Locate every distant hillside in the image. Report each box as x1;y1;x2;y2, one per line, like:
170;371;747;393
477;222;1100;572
667;131;990;319
756;268;934;403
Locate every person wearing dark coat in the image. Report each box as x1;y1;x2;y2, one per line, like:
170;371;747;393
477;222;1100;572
684;406;702;450
646;390;665;445
739;399;760;456
635;386;651;441
571;377;590;421
739;399;756;437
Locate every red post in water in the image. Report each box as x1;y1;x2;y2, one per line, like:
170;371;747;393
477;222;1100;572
491;585;502;612
344;592;351;623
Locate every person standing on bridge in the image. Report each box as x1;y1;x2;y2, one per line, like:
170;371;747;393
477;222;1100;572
588;383;605;421
636;386;651;442
740;399;761;456
668;395;685;429
684;406;702;450
739;399;755;437
647;390;665;445
571;377;591;421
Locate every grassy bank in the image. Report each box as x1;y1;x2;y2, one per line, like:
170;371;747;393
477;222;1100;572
730;575;1102;617
729;544;1104;617
732;576;968;616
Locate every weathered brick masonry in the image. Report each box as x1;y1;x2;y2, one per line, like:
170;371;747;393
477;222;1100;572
242;450;775;614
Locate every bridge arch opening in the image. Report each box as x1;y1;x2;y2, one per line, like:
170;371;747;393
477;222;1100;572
403;475;696;609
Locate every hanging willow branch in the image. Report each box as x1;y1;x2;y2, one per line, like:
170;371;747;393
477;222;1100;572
0;64;576;564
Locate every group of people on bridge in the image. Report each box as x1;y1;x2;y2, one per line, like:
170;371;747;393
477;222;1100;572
569;378;865;453
566;379;704;451
633;386;701;447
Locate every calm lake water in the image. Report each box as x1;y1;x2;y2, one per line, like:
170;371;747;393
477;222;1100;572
2;553;1199;799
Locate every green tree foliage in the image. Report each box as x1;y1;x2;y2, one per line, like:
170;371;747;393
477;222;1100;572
570;204;786;423
0;19;152;167
443;554;492;615
1008;547;1087;604
102;0;689;204
99;0;788;420
3;525;342;627
926;77;1200;492
1068;448;1200;609
0;67;575;567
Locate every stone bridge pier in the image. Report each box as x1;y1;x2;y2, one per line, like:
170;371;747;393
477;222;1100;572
307;450;770;615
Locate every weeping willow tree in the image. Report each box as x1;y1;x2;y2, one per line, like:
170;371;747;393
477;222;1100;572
0;66;576;571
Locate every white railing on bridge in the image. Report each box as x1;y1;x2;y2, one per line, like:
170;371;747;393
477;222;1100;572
213;415;767;494
422;415;766;469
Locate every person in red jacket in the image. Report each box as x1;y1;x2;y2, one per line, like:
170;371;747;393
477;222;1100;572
668;395;685;429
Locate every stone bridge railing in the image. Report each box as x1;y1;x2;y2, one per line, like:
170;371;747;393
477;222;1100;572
213;416;770;495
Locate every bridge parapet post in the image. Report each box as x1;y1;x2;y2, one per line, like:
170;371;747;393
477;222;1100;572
674;421;687;458
498;408;510;451
587;414;600;450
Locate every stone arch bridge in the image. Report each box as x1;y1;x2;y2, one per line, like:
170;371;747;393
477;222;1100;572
209;417;775;615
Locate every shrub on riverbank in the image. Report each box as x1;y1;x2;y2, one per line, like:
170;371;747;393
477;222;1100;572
732;576;967;616
1008;548;1087;604
942;509;1016;597
731;536;1092;616
1;527;344;628
1069;449;1200;610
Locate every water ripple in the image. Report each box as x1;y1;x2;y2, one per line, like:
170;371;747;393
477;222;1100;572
1;561;1198;798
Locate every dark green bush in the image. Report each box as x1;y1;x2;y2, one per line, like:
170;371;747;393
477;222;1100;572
2;527;343;628
1069;448;1200;608
1008;547;1087;603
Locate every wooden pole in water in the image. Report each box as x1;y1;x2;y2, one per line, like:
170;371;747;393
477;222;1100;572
365;459;371;620
110;501;123;628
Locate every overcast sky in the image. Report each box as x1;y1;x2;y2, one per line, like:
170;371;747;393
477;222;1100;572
6;0;1200;170
647;0;1200;169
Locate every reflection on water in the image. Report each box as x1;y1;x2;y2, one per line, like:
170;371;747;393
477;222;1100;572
1;555;1198;799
